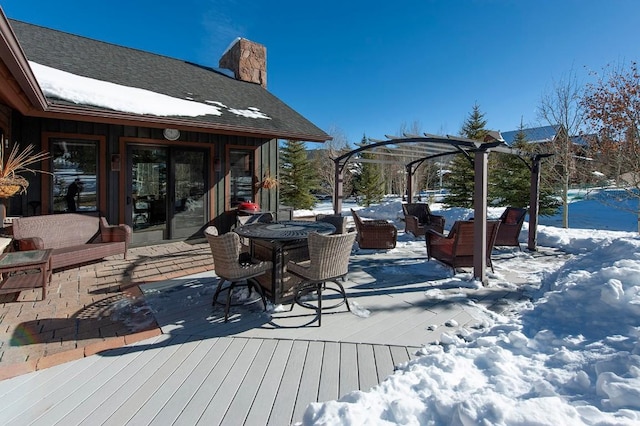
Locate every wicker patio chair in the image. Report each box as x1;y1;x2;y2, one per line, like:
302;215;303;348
235;212;274;253
494;207;527;249
287;231;357;325
350;209;397;249
402;203;445;238
204;226;271;322
426;220;501;273
315;213;347;234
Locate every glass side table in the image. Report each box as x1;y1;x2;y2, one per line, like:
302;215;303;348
0;249;53;300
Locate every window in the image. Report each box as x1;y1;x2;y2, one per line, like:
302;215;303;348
51;139;98;213
229;149;254;208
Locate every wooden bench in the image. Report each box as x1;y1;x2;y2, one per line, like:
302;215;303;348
11;213;131;270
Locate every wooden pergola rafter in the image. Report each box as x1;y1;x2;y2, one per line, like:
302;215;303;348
332;132;549;285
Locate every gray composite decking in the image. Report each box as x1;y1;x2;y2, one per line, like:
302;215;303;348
0;248;530;426
0;335;417;425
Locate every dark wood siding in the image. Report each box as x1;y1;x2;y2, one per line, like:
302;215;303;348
9;113;278;239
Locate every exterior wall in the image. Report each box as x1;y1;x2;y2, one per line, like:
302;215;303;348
8;111;279;240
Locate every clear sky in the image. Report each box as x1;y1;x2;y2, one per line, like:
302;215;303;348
2;0;639;144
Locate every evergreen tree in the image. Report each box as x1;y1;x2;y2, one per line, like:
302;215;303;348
279;139;318;209
490;128;532;208
443;104;488;208
353;135;384;207
490;126;560;215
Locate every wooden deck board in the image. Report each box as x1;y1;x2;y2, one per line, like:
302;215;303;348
338;342;358;397
317;341;340;402
220;339;278;426
198;338;263;425
57;335;192;426
147;337;234;426
173;338;249;426
357;344;379;392
3;344;141;425
267;340;308;426
292;341;324;422
127;338;221;426
243;340;293;425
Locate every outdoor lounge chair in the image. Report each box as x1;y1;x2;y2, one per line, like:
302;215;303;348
350;209;397;249
494;207;527;248
204;226;270;322
287;231;357;325
426;220;501;272
402;203;445;238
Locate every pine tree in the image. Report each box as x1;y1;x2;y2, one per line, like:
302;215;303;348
443;104;488;208
279;139;318;209
353;135;384;207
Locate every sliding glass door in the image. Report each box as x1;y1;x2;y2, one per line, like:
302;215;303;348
128;145;206;244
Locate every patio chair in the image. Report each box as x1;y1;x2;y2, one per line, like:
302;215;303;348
204;226;271;322
402;203;445;238
235;211;274;252
315;213;347;234
287;231;357;325
350;209;397;249
426;220;501;273
494;207;527;249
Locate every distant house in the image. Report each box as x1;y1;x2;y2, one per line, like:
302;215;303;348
500;125;561;146
0;9;329;244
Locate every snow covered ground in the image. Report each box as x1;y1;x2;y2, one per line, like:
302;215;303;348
296;190;640;425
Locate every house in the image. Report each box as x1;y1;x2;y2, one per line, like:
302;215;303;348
0;8;330;245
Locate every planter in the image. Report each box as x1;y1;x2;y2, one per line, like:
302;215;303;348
0;176;28;198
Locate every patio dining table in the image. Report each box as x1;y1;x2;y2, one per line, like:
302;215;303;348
234;220;335;303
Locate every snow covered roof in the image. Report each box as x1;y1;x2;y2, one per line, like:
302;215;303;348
3;17;329;142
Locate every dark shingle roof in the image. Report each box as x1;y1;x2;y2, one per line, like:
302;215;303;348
9;19;329;142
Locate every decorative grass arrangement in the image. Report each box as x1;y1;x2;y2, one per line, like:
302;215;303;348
257;169;278;189
0;144;50;197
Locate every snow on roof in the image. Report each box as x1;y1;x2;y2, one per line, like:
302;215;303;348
30;61;270;120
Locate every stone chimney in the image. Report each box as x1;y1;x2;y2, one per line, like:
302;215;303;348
219;38;267;88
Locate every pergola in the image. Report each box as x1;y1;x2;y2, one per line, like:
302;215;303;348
332;132;549;284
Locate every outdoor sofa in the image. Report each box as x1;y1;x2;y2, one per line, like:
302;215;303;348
12;213;131;270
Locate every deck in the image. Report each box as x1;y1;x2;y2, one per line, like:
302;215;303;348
0;245;529;425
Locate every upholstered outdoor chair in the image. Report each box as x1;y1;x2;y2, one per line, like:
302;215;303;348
494;207;527;249
426;220;501;273
287;231;357;326
204;226;271;322
402;203;445;238
350;209;397;249
315;213;348;234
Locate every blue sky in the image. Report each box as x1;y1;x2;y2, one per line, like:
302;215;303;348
2;1;639;145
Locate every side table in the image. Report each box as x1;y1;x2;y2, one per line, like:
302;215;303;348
0;249;52;300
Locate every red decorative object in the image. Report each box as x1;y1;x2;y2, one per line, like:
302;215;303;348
238;201;260;212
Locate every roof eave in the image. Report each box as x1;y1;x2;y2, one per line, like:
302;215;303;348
37;103;330;142
0;9;48;111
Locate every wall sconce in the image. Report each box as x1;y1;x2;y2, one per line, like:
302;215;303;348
111;154;121;172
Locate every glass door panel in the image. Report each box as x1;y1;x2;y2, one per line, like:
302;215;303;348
172;150;206;239
131;147;168;240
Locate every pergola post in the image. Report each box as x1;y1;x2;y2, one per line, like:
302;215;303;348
406;165;413;203
527;155;542;251
334;159;343;215
473;150;489;284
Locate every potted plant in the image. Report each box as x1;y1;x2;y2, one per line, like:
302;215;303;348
0;144;50;197
256;168;278;190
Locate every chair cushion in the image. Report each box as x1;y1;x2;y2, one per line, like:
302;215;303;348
505;209;521;225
